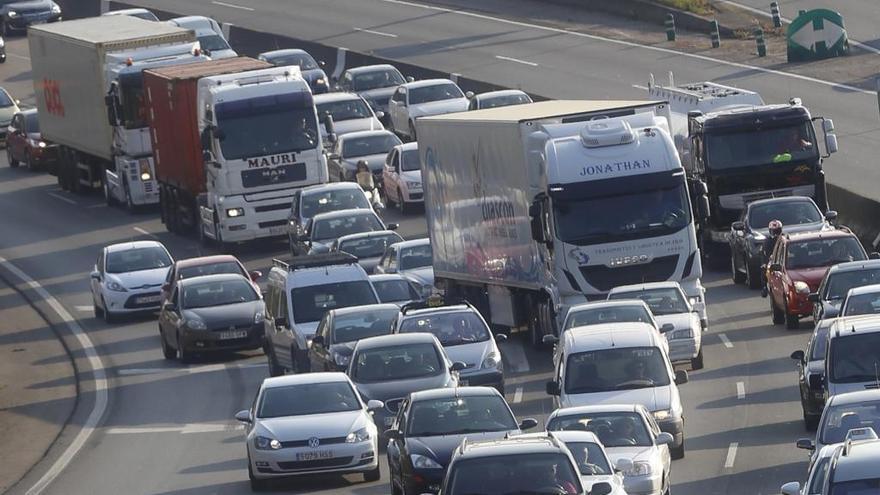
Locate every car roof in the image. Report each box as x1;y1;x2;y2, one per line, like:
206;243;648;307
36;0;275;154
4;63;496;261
828;259;880;274
410;386;501;402
336;230;400;243
177;273;249;287
314;92;362;103
831;439;880;482
312;208;377;221
105;240;165;253
568;300;650;312
827;388;880;406
537;430;603;445
458;435;568;459
175;255;240;268
609;281;682;293
564;323;661;351
846;283;880;297
785;229;855;242
330;303;401;317
103;8;153;15
401;78;456;90
830;315;880;338
338;130;395;141
346;64;399;75
401;304;474;318
549;404;641;419
260;48;310;57
301;182;362;195
476;89;529;100
355;332;438;350
263;371;351;389
746;196;817;209
394;142;419;152
392;238;430;249
369;273;410;282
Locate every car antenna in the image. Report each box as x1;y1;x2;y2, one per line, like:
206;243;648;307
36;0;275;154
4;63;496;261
874;361;880;390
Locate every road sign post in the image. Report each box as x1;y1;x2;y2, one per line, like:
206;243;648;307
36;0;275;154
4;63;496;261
665;14;676;42
755;26;766;57
786;9;849;62
770;2;782;28
710;20;720;48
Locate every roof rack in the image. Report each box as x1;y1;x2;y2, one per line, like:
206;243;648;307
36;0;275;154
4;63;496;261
843;427;879;456
400;295;472;314
272;253;359;271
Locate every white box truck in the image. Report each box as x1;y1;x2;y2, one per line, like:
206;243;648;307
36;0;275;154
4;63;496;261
418;100;706;345
28;16;206;209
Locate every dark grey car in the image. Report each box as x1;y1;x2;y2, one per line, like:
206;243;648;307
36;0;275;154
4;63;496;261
810;260;880;325
158;274;265;363
330;230;404;273
258;48;329;94
1;0;62;36
335;64;407;119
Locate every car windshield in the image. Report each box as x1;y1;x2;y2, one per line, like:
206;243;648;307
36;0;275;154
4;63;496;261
399;244;432;271
829;333;880;384
399;311;490;346
408;83;464;105
353;343;443;382
106;247;171;273
177;261;245;280
819;399;880;444
446;453;582;495
830;479;880;495
786;237;866;269
843;292;880;317
216;92;319;159
548;411;653;448
353;68;405;91
608;288;688;316
301;188;370;220
131;11;159;21
565;347;671;394
182;279;258;309
317;98;372;122
748;200;823;229
312;214;383;242
407;395;517;436
338;233;403;259
825;268;880;300
0;90;14;108
480;93;532;109
290;281;378;324
565;305;653;331
400;149;420;172
257;382;360;418
199;34;231;52
705;122;818;170
24;113;39;133
562;441;612;476
332;307;398;344
267;52;318;70
373;279;420;303
810;325;830;361
342;134;401;158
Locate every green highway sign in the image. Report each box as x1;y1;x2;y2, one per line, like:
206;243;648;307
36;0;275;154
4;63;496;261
787;9;849;62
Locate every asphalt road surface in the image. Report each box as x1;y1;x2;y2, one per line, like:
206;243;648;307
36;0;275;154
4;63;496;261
2;2;871;493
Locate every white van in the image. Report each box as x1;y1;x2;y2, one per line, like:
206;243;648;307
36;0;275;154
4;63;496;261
167;16;237;59
546;324;689;459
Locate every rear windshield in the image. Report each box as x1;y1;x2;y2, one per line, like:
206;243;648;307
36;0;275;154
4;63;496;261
353;343;443;382
398;311;490;346
106;247;171;273
178;261;245;280
446;453;581;495
291;281;378;324
565;304;653;331
548;411;653;448
373;279;419;303
786;237;866;269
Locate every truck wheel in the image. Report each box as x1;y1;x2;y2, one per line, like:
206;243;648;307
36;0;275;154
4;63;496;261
68;152;81;194
124;179;135;212
730;254;745;284
159;186;168;226
167;190;181;234
6;147;18;168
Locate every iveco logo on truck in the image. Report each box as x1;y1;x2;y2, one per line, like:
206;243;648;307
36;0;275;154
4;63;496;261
247;153;298;168
609;254;650;267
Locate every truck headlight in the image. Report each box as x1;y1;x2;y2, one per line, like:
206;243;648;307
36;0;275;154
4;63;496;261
406;181;421;189
7;11;17;18
255;436;282;450
794;281;810;295
625;461;653;476
226;207;244;218
346;427;370;443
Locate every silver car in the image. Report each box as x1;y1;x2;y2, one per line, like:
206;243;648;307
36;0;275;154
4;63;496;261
375;238;434;297
235;372;384;491
330;230;403;274
548;430;629;495
780;444;838;495
547;404;674;495
797;389;880;468
326;129;401;183
369;274;421;306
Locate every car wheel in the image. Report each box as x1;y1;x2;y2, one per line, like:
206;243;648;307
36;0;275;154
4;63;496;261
730;253;745;284
248;457;270;491
771;295;785;325
408;120;417;141
803;411;820;431
691;348;704;370
397;187;409;214
25;150;37;171
390;475;403;495
177;332;193;364
266;343;284;377
102;298;115;324
364;464;381;482
746;258;762;290
160;326;176;360
670;440;685;460
7;147;18;168
785;299;800;330
93;300;104;319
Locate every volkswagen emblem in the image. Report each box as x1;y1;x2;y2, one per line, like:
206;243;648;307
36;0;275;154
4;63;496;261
308;437;320;449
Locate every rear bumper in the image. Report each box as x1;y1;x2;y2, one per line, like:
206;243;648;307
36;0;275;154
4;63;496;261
179;325;264;353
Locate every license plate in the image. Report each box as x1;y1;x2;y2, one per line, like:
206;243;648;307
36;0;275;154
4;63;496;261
384;416;394;426
296;450;333;461
269;227;285;235
219;330;248;340
136;295;162;304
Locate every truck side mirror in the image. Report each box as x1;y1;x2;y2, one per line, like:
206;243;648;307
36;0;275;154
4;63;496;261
104;94;119;126
731;221;745;232
822;118;838;156
790;350;805;362
213;127;226;142
697;195;711;221
528;199;548;243
545;380;560;396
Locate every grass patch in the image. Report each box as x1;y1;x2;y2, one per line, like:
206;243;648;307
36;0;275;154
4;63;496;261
654;0;712;15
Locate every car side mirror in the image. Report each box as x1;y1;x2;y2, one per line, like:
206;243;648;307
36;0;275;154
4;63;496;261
674;369;689;385
769;263;782;272
808;374;824;390
234;409;252;423
163;302;178;313
824;210;838;222
871;252;880;260
387;223;399;231
384;429;401;439
375;111;385;119
494;333;508;342
613;457;633;473
275;316;288;329
796;438;815;451
327;133;338;145
660;323;675;333
542;334;559;345
731;221;745;231
590;482;613;495
249;271;262;282
90;270;101;280
367;399;384;411
450;361;466;372
790;350;805;362
808;292;820;303
311;335;324;347
780;482;802;495
656;432;674;446
545;380;560;396
518;418;538;430
465;90;475;99
406;76;415;82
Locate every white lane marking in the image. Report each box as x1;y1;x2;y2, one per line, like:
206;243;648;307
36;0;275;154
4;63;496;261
0;256;109;495
182;423;242;434
47;192;77;205
724;442;739;469
719;333;734;348
107;423;244;435
736;381;745;399
8;52;30;61
513;386;523;404
354;27;399;38
495;55;539;67
86;203;108;209
211;0;255;11
500;340;530;373
115;362;266;376
132;227;153;237
380;0;874;95
73;305;92;313
632;84;649;90
116;368;171;376
106;426;181;434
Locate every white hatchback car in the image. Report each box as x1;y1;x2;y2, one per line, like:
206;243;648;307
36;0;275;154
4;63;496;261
387;79;469;140
89;241;173;323
166;16;237;59
235;372;383;490
315;92;384;144
382;141;423;214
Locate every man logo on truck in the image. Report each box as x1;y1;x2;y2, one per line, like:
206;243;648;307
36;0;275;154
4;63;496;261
247;153;298;168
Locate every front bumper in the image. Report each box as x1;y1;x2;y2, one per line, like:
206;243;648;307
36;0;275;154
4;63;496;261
30;145;59;170
786;291;813;316
657;417;684;449
403;469;444;494
250;439;377;479
401;186;424;203
667;337;699;362
623;472;664;495
216;195;296;243
802;385;825;417
179;324;263;353
103;288;162;314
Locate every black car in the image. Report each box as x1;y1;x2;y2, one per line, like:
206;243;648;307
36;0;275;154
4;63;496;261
790;320;831;430
1;0;62;36
386;387;537;495
809;260;880;325
257;48;328;94
158;274;265;363
307;303;400;372
730;196;833;289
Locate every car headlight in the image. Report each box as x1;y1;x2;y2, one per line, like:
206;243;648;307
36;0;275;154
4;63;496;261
315;78;326;86
38;141;47;148
411;454;443;469
106;281;127;292
51;4;61;14
0;37;4;47
333;352;350;367
406;181;421;189
670;328;693;339
7;11;17;18
185;318;207;331
226;207;244;218
625;460;653;476
482;352;499;369
652;409;672;421
346;427;371;443
255;436;282;450
253;311;265;324
794;281;810;294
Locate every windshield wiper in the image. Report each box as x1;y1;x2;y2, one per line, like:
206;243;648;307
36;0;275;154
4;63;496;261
614;382;655;390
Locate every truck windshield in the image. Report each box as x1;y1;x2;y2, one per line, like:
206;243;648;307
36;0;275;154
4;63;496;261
119;74;147;129
216;92;319;160
705;122;817;170
553;176;691;245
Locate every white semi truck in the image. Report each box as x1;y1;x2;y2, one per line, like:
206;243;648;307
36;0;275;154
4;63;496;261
418;100;707;345
28;16;207;209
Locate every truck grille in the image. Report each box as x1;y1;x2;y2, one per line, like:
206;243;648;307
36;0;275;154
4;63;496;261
254;203;291;213
578;255;679;292
258;220;287;229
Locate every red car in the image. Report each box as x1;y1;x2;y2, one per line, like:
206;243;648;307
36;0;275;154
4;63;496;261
162;255;262;303
765;229;869;329
6;109;58;172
